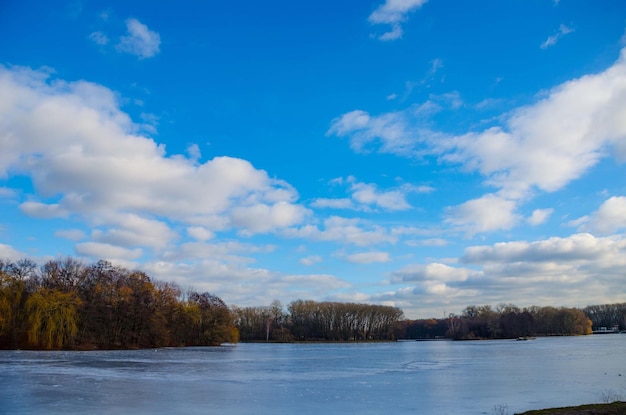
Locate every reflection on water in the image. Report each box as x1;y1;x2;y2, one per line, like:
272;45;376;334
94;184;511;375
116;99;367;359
1;335;625;415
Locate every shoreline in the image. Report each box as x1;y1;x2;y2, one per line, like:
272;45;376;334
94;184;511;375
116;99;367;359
517;401;626;414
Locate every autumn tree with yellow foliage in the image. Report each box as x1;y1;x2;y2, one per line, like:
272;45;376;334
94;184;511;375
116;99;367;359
0;257;238;350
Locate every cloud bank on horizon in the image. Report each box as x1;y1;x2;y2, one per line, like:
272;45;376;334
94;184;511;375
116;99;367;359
0;0;625;318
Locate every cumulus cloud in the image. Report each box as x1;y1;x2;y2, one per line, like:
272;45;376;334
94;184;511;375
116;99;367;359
300;255;323;266
54;229;86;241
405;238;448;247
0;244;26;261
344;251;391;264
314;177;419;211
369;0;429;41
461;233;622;264
313;176;432;212
349;180;411;210
311;198;355;210
90;214;178;251
231;201;311;235
20;202;69;219
458;233;626;305
382;262;482;314
186;143;202;162
327;109;423;154
575;196;626;234
75;241;143;261
378;232;626;317
0;187;17;198
0;65;308;255
116;18;161;58
186;226;214;242
329;47;626;233
391;262;476;283
327;94;458;156
445;194;521;235
141;258;350;307
283;216;397;246
527;208;554;225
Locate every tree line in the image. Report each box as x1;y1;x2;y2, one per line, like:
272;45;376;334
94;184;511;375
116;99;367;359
583;303;626;331
0;258;238;349
395;303;603;340
233;300;404;342
0;257;405;349
3;256;621;349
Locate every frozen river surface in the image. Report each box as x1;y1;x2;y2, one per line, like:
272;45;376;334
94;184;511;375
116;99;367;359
1;335;625;414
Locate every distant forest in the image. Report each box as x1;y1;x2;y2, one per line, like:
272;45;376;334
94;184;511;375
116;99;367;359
399;304;626;341
1;257;624;349
234;301;625;342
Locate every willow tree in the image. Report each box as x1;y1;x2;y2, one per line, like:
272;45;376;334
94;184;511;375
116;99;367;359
25;288;82;349
0;264;27;347
0;273;13;338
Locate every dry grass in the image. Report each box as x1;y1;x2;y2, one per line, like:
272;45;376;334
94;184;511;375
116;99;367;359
516;401;626;415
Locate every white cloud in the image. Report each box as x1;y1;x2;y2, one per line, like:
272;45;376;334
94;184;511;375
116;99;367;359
186;143;201;162
283;216;398;246
88;31;109;46
328;108;412;153
405;238;448;247
344;251;391;264
541;24;574;49
55;229;86;241
391;262;476;283
369;0;428;24
0;187;17;198
383;262;481;313
231;201;311;235
327;98;455;156
368;0;429;41
378;232;626;317
429;58;444;75
378;24;403;41
0;244;26;261
445;194;520;235
311;198;355;209
141;259;350;307
116;18;161;58
19;202;69;219
187;226;214;242
329;47;626;233
458;233;626;306
527;208;554;225
139;112;159;134
75;241;143;260
576;196;626;234
161;240;273;263
312;176;431;212
461;233;620;264
0;65;308;253
90;214;177;251
300;255;323;266
445;49;626;197
349;179;412;211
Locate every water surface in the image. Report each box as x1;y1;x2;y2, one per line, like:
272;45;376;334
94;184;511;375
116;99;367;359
1;335;625;414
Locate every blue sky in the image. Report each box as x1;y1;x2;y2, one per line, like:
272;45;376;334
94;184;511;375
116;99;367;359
1;0;625;318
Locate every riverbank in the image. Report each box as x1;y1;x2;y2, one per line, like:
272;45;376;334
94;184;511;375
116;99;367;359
517;401;626;414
